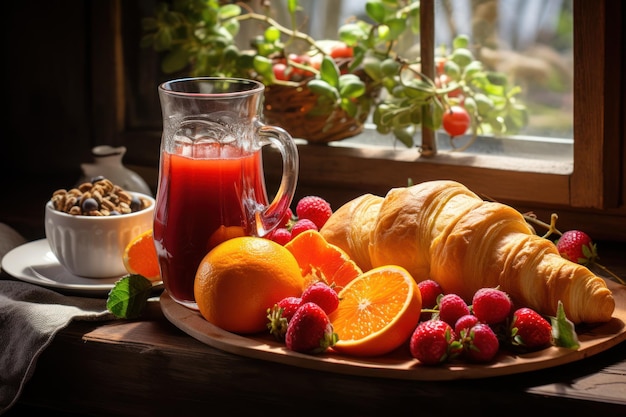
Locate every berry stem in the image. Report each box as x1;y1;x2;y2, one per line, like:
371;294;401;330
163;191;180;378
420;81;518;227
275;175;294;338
591;262;626;286
523;212;562;238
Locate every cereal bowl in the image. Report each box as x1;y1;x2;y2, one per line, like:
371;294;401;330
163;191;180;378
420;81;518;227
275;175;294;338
44;191;155;278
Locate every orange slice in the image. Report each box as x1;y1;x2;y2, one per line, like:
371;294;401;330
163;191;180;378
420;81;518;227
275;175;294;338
284;229;362;290
122;229;161;281
329;265;422;357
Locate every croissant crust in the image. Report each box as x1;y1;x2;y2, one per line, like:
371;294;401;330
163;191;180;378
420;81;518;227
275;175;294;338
320;180;615;324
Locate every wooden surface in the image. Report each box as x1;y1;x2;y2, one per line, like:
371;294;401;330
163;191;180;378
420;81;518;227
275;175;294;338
4;242;626;416
8;299;626;417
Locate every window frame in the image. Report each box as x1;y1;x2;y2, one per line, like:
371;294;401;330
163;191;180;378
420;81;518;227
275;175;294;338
90;0;626;239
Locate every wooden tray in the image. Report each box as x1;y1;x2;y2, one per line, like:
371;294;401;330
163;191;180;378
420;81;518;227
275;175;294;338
161;279;626;380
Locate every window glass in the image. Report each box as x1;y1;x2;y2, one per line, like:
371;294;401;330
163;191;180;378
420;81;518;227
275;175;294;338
338;0;574;162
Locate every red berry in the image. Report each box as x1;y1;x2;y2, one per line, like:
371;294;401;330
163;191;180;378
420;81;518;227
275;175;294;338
463;323;499;363
438;293;470;327
285;302;338;354
279;208;294;228
267;227;292;245
295;196;332;229
409;320;460;365
277;296;303;321
511;308;552;349
301;281;339;315
442;105;470;137
290;218;318;238
454;314;479;336
418;279;443;309
556;230;598;265
272;62;289;81
471;287;512;324
329;43;354;59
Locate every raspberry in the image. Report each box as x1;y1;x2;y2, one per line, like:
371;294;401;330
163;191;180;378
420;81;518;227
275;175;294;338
290;218;318;238
267;227;292;245
438;293;470;327
417;279;443;309
463;323;499;363
510;307;553;349
409;319;460;365
301;281;339;315
471;287;512;324
295;196;332;229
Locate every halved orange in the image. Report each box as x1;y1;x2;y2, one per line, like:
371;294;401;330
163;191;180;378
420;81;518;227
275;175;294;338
329;265;422;357
284;229;362;290
122;229;161;281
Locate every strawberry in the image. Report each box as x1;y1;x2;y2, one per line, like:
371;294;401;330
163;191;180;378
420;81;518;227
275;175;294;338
277;296;303;321
266;227;292;245
454;314;479;336
285;302;338;354
556;230;598;265
280;208;294;228
510;307;552;350
418;279;444;321
471;287;512;324
295;196;332;229
462;323;499;363
266;297;303;341
409;319;461;365
437;293;470;327
301;281;339;315
290;218;318;238
418;279;443;309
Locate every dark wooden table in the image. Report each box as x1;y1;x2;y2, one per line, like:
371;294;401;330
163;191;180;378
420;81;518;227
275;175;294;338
4;242;626;417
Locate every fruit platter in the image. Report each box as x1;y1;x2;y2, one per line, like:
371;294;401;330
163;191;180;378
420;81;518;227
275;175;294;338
161;278;626;381
157;180;626;381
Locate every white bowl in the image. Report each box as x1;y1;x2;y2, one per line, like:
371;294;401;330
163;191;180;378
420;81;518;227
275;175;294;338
44;192;155;278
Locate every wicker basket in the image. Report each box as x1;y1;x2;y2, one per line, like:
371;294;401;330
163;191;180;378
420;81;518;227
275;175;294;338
263;76;378;144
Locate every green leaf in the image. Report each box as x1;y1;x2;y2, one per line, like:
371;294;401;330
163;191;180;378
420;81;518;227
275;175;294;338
320;55;340;87
550;301;580;349
218;4;241;19
307;79;340;100
162;47;190;73
365;1;387;24
253;55;274;80
385;18;407;40
106;275;154;319
339;77;366;99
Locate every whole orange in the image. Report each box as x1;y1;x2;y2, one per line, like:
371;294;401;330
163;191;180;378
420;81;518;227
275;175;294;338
194;236;304;334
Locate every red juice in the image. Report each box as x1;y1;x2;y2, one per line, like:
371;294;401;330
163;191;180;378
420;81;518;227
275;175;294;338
153;143;268;308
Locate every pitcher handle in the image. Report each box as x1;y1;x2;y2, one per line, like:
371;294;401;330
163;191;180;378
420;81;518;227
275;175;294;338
255;124;299;236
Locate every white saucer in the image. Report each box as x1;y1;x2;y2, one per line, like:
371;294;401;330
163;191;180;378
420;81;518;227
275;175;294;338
1;239;161;296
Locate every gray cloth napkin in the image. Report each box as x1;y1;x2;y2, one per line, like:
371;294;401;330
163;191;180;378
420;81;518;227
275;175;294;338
0;279;114;414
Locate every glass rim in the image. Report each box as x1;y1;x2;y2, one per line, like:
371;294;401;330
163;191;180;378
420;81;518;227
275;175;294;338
158;77;264;97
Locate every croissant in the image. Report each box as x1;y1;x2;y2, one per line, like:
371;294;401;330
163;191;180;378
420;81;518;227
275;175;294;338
320;180;615;324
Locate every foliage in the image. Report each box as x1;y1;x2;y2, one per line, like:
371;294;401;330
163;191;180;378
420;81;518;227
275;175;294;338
141;0;528;149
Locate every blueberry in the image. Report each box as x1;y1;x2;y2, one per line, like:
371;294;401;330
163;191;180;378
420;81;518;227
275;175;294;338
130;195;142;212
110;210;121;216
81;197;99;212
90;175;106;183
